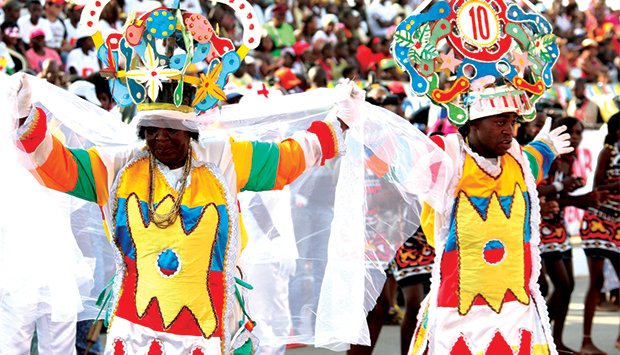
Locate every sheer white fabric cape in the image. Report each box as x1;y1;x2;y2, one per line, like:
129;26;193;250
7;75;453;350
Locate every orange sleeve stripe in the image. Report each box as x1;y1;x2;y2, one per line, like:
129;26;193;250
87;148;110;206
34;137;78;192
273;138;307;190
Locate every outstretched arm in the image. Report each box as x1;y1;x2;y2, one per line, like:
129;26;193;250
11;74;110;205
231;80;364;192
522;118;572;184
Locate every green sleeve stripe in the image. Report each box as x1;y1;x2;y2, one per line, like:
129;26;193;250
524;151;540;182
67;148;98;203
242;142;280;192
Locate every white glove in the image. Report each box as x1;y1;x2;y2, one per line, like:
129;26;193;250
334;78;365;127
534;117;573;156
9;73;32;120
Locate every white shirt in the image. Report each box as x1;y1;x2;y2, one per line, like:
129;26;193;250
366;0;397;37
66;48;100;77
63;18;79;48
17;15;53;44
45;16;66;49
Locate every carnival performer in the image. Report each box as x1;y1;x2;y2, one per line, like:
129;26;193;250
0;78;94;355
579;113;620;355
391;0;572;353
8;0;364;352
536;116;608;354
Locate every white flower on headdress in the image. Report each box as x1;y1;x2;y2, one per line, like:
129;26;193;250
527;34;555;63
394;23;439;63
125;44;182;101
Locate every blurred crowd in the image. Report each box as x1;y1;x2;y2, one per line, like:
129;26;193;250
0;0;618;129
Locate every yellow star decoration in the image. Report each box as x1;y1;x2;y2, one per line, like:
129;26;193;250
126;194;220;336
192;63;226;106
456;184;529;315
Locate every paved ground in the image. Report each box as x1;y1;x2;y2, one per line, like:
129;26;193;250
289;275;619;354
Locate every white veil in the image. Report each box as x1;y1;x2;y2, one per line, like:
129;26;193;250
10;75;453;350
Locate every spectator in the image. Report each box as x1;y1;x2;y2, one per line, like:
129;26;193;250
98;0;121;39
66;35;100;78
1;21;27;72
366;0;397;38
25;27;61;73
17;0;52;45
356;37;388;77
294;13;318;43
341;9;369;44
566;78;603;127
311;13;338;46
274;66;302;93
576;39;607;82
307;65;327;90
42;0;70;53
263;4;295;56
2;0;22;24
37;57;68;87
63;2;83;48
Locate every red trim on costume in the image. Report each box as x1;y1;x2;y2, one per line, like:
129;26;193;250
148;339;164;355
17;107;48;153
113;338;127;355
450;335;473;355
437;244;531;308
485;331;513;354
307;121;335;165
115;257;224;337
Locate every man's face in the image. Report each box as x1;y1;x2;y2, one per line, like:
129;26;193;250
469;112;518;157
45;1;63;17
29;3;42;21
30;35;45;48
144;127;191;169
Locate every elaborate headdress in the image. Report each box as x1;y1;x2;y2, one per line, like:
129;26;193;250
391;0;558;126
78;0;261;130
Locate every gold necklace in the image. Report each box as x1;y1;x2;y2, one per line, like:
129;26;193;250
147;146;193;229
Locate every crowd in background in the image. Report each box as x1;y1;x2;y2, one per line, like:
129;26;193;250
0;0;619;353
0;0;618;128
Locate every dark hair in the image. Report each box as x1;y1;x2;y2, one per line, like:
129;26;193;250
145;81;196;107
86;72;111;100
553;116;583;133
137;126;199;141
26;0;41;8
605;112;619;145
0;21;18;32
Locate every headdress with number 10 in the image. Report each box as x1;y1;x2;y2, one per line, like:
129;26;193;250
391;0;558;126
78;0;261;131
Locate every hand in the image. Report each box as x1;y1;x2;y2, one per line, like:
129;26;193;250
9;73;32;120
586;189;610;207
535;118;573;156
335;78;365;128
562;176;584;192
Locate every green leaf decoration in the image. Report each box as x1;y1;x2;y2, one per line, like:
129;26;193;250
539;50;552;63
542;34;555;46
420;44;439;60
414;23;431;45
394;30;416;47
407;49;421;63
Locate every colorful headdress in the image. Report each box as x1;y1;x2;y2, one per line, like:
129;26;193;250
78;0;261;129
391;0;558;126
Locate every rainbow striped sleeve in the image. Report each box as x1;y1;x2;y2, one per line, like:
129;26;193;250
16;105;109;206
231;120;341;192
522;139;555;184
